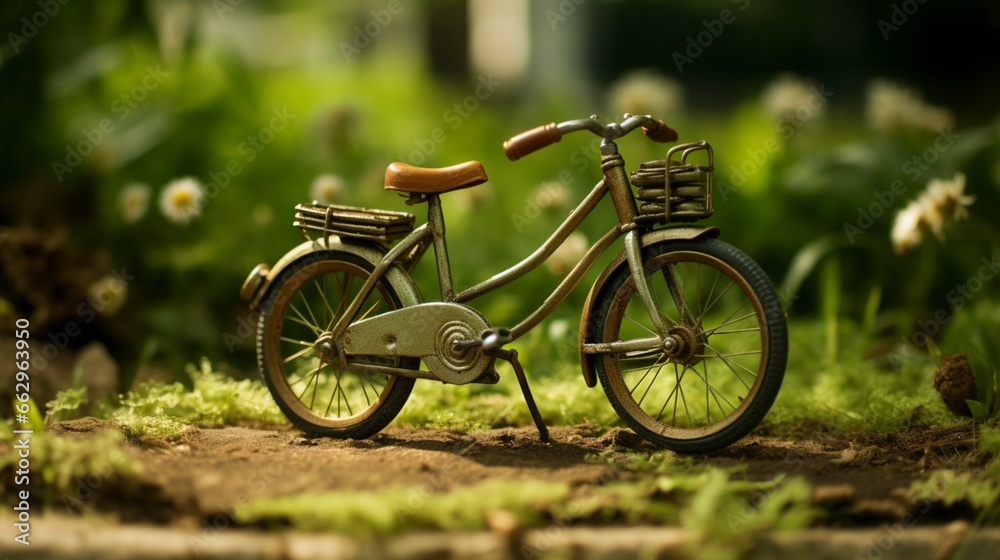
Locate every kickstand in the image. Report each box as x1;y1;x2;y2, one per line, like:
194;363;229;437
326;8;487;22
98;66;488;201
491;348;549;442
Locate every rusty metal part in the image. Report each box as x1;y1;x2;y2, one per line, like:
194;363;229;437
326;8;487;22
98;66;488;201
665;325;703;365
624;230;669;335
240;263;270;303
427;196;455;301
601;143;639;225
581;337;662;355
294;203;415;243
343;302;493;385
631;141;714;224
384;161;488;194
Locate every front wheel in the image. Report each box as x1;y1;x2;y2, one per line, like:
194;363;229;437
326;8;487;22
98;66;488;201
592;238;787;453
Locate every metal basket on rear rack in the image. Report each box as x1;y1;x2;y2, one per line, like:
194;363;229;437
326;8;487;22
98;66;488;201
629;141;714;224
293;203;415;243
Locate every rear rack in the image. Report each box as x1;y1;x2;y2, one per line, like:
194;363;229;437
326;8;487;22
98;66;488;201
294;203;415;243
630;141;714;224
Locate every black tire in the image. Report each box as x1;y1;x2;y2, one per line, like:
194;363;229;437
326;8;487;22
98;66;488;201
592;237;787;453
257;251;416;438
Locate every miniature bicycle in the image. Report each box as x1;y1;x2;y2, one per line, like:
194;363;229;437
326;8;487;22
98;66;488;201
240;114;787;454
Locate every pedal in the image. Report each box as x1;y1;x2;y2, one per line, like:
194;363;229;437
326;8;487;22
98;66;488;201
480;328;512;350
450;327;512;351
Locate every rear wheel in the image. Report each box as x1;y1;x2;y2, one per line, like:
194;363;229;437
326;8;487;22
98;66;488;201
257;252;416;438
593;238;787;453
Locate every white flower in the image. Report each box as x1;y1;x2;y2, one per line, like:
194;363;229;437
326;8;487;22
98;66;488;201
159;177;204;224
866;79;953;133
533;181;571;212
761;74;822;122
119;182;150;223
88;274;128;316
891;200;926;254
608;70;683;119
891;173;974;253
925;173;974;220
311;174;345;205
546;232;589;276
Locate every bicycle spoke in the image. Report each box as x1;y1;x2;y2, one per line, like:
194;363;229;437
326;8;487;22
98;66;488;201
315;277;337;331
696;268;722;324
298;290;322;333
703;299;751;338
711;326;761;335
340;373;353;417
696;350;762;358
695;276;736;326
690;361;737;413
281;336;315;347
287;303;323;335
654;362;688;424
283;345;314;364
358;372;373;406
308;363;324;410
661;263;696;326
628;354;667;394
623;313;658;337
635;360;667;407
295;362;323;398
357;299;383;322
701;310;757;337
703;342;759;387
333;272;353;319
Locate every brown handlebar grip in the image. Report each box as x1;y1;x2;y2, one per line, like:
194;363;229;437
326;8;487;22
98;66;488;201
642;119;679;143
503;122;562;161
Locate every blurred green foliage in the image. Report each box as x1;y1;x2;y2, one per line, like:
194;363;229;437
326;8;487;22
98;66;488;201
1;1;998;388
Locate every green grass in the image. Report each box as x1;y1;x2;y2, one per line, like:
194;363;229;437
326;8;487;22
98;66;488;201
234;464;816;546
766;319;960;434
106;358;287;440
0;422;141;508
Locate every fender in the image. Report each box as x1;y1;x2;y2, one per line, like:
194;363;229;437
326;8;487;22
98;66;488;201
246;237;423;311
577;226;720;388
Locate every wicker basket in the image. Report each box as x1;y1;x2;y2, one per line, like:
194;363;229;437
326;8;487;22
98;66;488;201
629;141;714;223
294;203;415;242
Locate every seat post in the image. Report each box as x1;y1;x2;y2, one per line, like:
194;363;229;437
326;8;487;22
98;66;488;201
426;195;455;301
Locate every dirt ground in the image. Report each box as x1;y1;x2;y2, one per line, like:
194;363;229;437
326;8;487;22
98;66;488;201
48;418;985;529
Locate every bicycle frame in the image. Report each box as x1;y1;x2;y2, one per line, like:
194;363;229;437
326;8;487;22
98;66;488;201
328;140;658;344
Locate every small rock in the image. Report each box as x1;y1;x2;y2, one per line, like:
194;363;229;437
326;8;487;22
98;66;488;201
831;447;857;465
935;520;970;560
811;484;856;505
485;509;521;535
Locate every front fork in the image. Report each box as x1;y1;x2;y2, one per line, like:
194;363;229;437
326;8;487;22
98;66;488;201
603;140;687;341
605;135;700;362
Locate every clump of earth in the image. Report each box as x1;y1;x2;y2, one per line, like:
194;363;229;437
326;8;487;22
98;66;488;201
933;354;978;417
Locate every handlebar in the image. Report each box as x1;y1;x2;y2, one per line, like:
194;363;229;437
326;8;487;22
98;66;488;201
502;114;678;161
